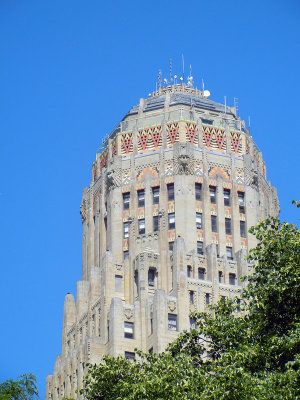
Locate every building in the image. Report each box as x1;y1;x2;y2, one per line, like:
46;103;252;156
46;82;279;399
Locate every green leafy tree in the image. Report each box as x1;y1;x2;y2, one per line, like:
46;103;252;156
0;374;38;400
81;217;300;400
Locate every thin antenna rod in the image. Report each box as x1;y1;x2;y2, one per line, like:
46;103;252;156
182;54;185;82
224;96;227;114
248;116;251;129
202;78;204;92
169;58;173;83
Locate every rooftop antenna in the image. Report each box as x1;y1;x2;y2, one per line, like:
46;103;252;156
158;69;162;89
234;97;239;115
248;116;251;129
182;54;185;83
202;78;205;92
224;96;227;114
169;58;173;83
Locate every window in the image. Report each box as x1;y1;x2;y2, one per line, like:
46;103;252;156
211;215;217;232
138;190;145;207
168;314;177;331
218;271;223;283
138;219;145;235
210;186;216;204
152;187;160;204
229;273;236;285
115;275;122;292
124;321;134;339
123;193;130;210
168;213;175;229
150;314;153;335
187;265;192;278
195;183;202;201
238;192;245;213
149;347;153;353
190;317;196;331
224;189;230;206
124;222;129;238
225;218;232;235
240;221;246;237
124;250;129;260
196;213;202;229
202;118;213;125
148;269;155;286
197;241;204;255
226;246;233;260
189;291;195;304
167;183;174;201
124;351;135;361
198;267;205;280
205;293;210;305
153;215;159;232
169;242;174;251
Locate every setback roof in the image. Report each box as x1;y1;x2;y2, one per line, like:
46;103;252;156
123;92;233;118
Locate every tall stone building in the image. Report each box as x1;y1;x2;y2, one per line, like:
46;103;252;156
46;82;279;399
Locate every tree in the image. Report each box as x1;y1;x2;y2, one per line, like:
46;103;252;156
0;374;39;400
81;217;300;400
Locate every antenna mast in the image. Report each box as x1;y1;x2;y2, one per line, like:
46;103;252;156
169;58;173;84
182;54;185;82
234;97;239;115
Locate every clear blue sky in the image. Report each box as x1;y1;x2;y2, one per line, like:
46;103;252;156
1;0;299;397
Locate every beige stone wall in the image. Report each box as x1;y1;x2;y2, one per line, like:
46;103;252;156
46;85;279;400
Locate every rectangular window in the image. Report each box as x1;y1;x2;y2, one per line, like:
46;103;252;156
148;269;155;287
124;322;134;339
197;241;204;255
123;193;130;210
224;189;230;206
218;271;223;283
240;221;246;237
210;186;216;204
168;213;175;229
187;265;192;278
226;246;233;260
169;242;174;251
198;268;205;280
229;273;236;285
124;250;129;260
196;212;202;229
189;291;195;304
195;183;202;201
124;351;135;361
168;314;177;331
124;222;129;238
189;317;196;331
138;219;145;235
225;218;232;235
205;293;210;305
152;187;160;204
211;215;217;232
167;183;174;201
238;192;245;214
115;275;122;292
153;215;159;232
138;190;145;207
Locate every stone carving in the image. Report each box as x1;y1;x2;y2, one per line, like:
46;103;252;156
124;308;133;320
173;143;194;175
168;299;176;312
80;200;87;223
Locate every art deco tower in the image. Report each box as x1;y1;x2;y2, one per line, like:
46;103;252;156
46;82;279;399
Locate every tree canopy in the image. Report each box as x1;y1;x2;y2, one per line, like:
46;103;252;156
81;216;300;400
0;374;38;400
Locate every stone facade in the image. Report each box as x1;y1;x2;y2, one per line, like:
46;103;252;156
46;83;279;399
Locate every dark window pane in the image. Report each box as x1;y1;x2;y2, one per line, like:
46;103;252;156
224;189;230;206
240;221;246;237
168;314;177;331
124;322;134;339
152;187;160;204
153;216;159;232
195;183;202;201
225;218;231;235
197;241;204;255
198;268;205;280
123;193;130;210
167;183;174;201
196;213;202;229
138;190;145;207
148;269;155;286
210;186;216;204
187;265;192;277
229;273;236;285
168;213;175;229
211;216;217;232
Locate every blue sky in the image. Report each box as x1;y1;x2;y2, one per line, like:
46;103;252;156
0;0;299;397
